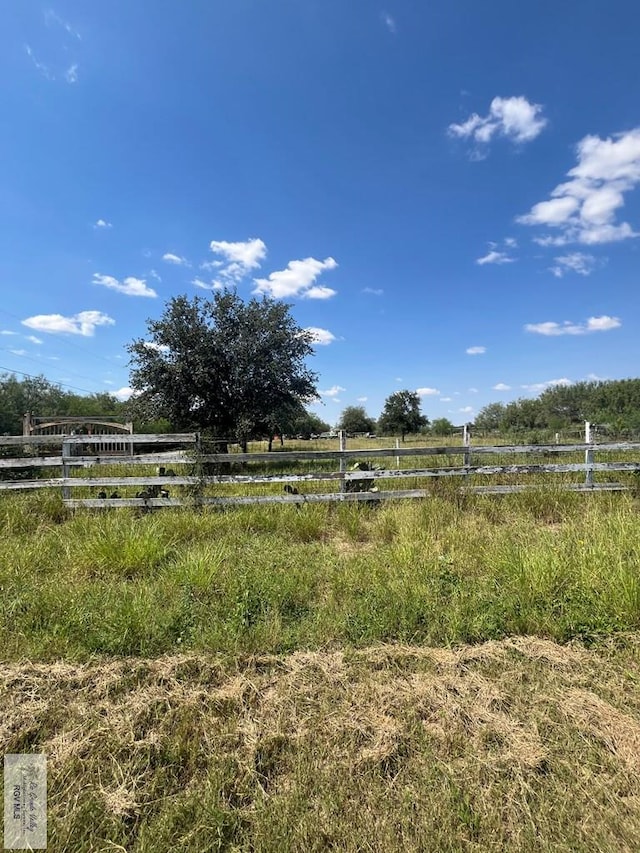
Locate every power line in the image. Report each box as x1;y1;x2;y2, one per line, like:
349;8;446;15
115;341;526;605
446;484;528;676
0;364;107;396
0;347;108;388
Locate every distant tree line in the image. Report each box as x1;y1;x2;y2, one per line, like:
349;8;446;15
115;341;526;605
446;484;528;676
474;380;640;441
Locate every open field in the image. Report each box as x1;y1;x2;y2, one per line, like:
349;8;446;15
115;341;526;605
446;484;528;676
2;488;640;850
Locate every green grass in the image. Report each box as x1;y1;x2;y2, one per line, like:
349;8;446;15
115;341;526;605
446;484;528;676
2;487;640;659
2;488;640;850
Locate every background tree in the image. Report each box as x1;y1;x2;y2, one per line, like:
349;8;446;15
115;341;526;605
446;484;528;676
474;402;506;434
127;290;319;449
337;405;376;435
430;417;455;437
377;390;428;441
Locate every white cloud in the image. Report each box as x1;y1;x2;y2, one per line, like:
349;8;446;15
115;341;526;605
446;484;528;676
459;406;474;413
148;269;161;282
93;273;157;298
440;397;452;402
162;253;189;266
449;96;547;154
381;12;397;33
205;238;267;286
94;219;112;229
416;387;440;396
1;330;17;335
25;45;53;80
143;342;170;354
44;10;81;40
65;64;78;84
192;277;223;291
321;385;346;397
493;383;511;391
550;252;597;278
22;311;115;336
113;387;134;402
468;387;479;393
517;128;640;245
476;250;515;265
504;237;518;248
357;396;368;402
525;315;621;336
362;287;384;295
305;327;336;346
466;346;486;355
10;349;27;357
25;335;43;345
521;378;572;392
305;286;336;300
254;257;338;300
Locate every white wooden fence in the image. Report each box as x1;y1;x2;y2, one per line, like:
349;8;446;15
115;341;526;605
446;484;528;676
1;426;639;508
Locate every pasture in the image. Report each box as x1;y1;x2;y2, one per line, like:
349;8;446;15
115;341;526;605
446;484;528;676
2;483;640;850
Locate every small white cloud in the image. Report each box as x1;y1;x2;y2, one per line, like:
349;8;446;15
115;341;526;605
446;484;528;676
362;287;384;295
381;12;397;33
357;396;368;402
504;237;518;248
305;327;336;346
449;96;547;155
416;387;440;396
205;238;267;286
517;128;640;245
1;330;17;336
321;385;346;397
93;273;157;298
25;45;53;80
440;397;453;402
143;342;170;354
549;252;597;278
148;269;161;282
468;387;479;393
113;387;135;402
476;250;515;266
493;383;511;391
254;257;338;300
65;64;78;84
44;9;81;40
162;253;189;266
459;406;474;413
94;219;112;229
22;311;115;337
305;285;337;300
525;315;621;336
466;346;486;355
521;378;572;392
10;349;27;357
25;335;43;345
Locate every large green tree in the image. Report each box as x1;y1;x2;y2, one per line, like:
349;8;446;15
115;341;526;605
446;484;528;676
430;417;455;437
337;405;376;435
377;390;428;441
127;290;319;449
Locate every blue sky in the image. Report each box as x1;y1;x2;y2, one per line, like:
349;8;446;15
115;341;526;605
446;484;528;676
1;1;639;426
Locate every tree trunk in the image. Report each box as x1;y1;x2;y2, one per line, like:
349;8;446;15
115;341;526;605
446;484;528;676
268;435;273;452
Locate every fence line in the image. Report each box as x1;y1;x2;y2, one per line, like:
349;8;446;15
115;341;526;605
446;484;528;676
1;429;639;507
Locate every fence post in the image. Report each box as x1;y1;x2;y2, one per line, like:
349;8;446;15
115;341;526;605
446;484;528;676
463;423;471;471
395;438;400;469
62;437;71;501
585;421;594;487
339;430;347;495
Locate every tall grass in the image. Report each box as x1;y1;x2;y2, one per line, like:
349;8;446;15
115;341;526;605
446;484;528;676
1;488;639;660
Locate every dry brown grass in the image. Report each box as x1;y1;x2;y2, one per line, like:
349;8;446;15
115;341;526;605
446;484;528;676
2;635;640;850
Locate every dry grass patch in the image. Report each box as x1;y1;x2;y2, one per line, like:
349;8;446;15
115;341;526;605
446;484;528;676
2;636;640;851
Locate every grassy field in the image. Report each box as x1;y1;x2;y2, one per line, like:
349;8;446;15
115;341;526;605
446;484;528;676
2;487;640;850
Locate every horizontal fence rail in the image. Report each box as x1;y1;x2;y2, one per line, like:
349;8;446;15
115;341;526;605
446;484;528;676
1;430;639;508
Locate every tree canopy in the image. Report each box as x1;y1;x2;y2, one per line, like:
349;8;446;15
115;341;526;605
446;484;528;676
377;390;428;441
430;417;455;436
337;405;376;435
127;290;319;446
